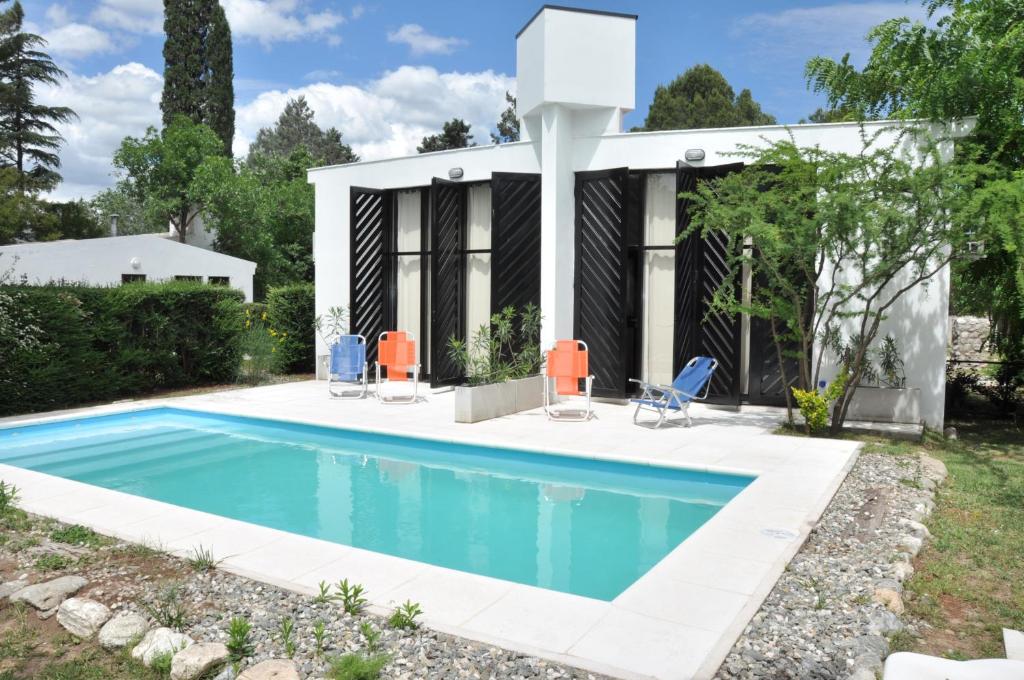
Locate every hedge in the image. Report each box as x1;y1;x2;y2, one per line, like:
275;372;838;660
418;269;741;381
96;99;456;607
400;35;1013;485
0;282;244;417
266;282;315;374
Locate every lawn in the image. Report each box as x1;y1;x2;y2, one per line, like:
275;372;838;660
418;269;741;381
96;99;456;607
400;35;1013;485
867;420;1024;660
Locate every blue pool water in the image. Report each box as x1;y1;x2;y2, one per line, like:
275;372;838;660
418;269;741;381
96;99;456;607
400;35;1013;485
0;408;752;600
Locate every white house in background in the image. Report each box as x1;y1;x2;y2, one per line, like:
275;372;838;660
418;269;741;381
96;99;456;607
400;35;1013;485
309;4;963;429
0;233;257;301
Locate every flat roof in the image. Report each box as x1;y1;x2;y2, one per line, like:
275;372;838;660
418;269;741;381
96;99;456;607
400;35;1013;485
516;4;638;39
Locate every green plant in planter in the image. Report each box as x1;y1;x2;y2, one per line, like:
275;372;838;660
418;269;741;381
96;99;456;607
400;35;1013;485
315;305;350;346
447;304;542;385
875;334;906;388
792;372;848;434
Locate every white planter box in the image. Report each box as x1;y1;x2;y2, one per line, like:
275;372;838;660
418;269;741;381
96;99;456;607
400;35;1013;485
454;375;544;423
844;386;922;424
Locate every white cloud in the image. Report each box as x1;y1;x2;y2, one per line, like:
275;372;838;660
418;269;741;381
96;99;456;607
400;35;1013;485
304;69;342;82
351;4;365;20
387;24;466;56
90;0;163;34
234;66;513;161
221;0;344;47
44;62;514;200
42;22;117;59
38;62;163;201
732;3;933;67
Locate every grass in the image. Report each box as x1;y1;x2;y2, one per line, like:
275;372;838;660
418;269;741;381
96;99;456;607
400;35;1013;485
33;554;73;572
185;545;222;572
864;419;1024;660
49;525;108;549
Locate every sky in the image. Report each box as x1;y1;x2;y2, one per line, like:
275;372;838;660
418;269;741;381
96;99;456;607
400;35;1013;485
23;0;932;201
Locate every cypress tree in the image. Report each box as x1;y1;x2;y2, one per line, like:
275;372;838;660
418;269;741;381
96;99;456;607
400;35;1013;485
0;0;76;192
161;0;234;155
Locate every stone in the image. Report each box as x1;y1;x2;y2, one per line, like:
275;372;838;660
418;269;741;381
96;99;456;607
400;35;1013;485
57;597;111;638
899;534;923;556
170;642;230;680
868;609;905;636
873;587;905;615
898;518;931;539
944;426;958;439
893;560;915;582
920;455;948;484
847;668;877;680
131;627;194;667
99;611;150;650
237;659;300;680
0;580;26;599
212;667;236;680
9;575;87;610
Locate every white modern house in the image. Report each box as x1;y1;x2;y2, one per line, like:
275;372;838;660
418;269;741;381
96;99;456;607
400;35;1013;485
309;5;958;429
0;233;257;301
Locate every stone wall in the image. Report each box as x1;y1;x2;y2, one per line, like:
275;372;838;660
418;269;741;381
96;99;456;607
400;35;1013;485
948;315;995;362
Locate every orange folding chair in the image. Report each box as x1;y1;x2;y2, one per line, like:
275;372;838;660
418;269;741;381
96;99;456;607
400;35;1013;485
543;339;595;421
375;331;420;404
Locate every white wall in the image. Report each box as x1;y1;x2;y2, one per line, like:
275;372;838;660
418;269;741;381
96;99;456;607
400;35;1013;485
0;235;257;301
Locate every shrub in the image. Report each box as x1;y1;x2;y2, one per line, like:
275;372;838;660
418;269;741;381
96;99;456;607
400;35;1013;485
387;600;422;630
266;283;314;374
238;307;279;385
226;616;253;663
447;304;542;386
0;281;244;416
792;372;848;434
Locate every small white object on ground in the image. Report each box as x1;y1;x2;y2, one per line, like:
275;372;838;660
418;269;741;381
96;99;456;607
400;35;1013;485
56;597;111;638
236;659;300;680
883;652;1024;679
131;627;194;667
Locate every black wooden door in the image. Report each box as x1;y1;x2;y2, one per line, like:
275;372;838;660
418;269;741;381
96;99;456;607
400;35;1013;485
674;162;744;405
574;167;630;398
429;177;465;387
491;172;542;315
350;187;391;367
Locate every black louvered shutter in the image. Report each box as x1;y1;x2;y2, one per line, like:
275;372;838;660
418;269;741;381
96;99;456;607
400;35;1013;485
349;187;390;367
491;172;542;315
429;178;466;387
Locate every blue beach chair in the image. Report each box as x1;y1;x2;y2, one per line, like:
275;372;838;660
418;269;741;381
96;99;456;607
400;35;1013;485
328;334;368;399
628;356;718;428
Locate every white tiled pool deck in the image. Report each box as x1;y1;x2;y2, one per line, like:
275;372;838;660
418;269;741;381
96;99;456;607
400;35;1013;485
0;381;861;680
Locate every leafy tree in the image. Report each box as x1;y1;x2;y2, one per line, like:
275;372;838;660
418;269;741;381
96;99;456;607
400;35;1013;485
193;148;316;298
38;200;103;240
112;116;223;243
800;107;856;124
417;118;475;153
246;96;357;166
805;0;1024;362
640;64;775;131
682;132;974;434
491;91;519;144
161;0;235;155
0;0;76;192
90;183;167;236
0;166;52;243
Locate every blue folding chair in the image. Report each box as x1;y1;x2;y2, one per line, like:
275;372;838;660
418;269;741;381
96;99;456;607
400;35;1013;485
629;356;718;428
328;334;368;399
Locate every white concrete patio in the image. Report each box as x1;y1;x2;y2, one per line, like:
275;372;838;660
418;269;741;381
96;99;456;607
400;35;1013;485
0;380;861;680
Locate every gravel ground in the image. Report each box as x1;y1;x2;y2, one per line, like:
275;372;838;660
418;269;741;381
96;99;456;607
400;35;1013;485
2;447;938;680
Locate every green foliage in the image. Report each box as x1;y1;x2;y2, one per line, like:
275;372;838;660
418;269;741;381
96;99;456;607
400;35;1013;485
0;480;19;515
312;619;327;657
315;306;349;346
417;118;475;153
193;149;316;297
447;304;542;385
247;96;357;166
640;64;775;131
313;580;333;604
149;651;173;675
238;306;280;385
185;545;221;572
0;281;244;416
142;582;189;631
34;200;104;241
358;622;381;654
491;91;520;144
113;116;224;243
0;1;76;192
161;0;234;155
334;579;367;615
327;652;390;680
49;525;104;548
387;600;422;630
792;372;848;434
278;617;296;658
681;132;974;433
805;0;1024;357
89;182;167;236
225;616;253;663
34;554;72;572
266;283;315;373
0;167;56;244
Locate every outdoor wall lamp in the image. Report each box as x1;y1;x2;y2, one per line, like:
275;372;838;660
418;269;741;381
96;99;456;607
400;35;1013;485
448;167;464;180
684;148;705;161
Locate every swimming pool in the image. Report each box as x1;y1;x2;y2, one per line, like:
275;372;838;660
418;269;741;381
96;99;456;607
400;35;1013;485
0;407;752;600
